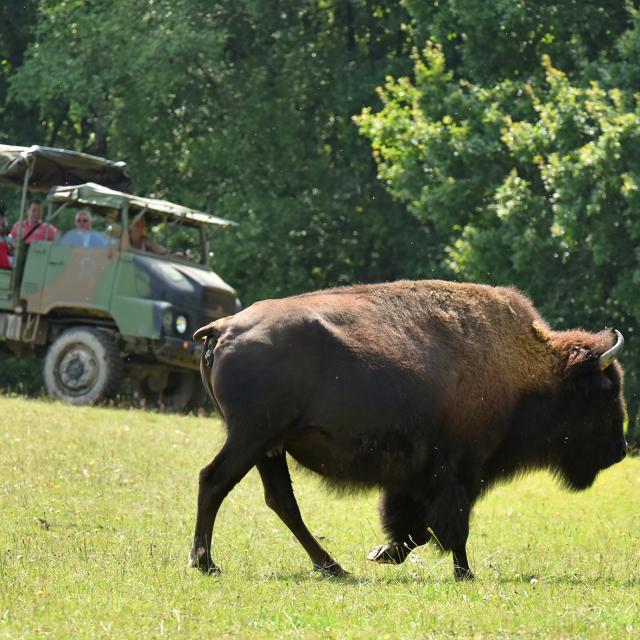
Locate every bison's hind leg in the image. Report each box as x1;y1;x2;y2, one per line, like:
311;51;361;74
257;453;348;577
190;436;266;575
369;490;431;565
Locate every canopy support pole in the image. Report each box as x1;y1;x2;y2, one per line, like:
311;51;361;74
9;157;34;304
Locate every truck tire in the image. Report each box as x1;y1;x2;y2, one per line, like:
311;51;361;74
186;382;209;413
44;327;122;405
161;371;195;412
166;371;210;413
133;370;206;413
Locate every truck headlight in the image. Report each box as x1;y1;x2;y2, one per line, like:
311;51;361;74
175;314;188;335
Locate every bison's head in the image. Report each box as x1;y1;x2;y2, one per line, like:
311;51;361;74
553;329;627;490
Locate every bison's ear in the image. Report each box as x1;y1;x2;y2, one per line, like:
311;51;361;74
563;346;600;380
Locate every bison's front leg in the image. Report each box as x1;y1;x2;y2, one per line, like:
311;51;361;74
369;490;431;565
452;545;474;581
371;477;477;581
367;541;413;564
427;478;475;581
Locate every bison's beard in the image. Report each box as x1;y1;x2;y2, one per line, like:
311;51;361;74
555;455;599;492
556;428;627;491
558;468;599;492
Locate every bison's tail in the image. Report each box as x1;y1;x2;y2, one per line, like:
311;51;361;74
193;320;223;342
193;320;225;412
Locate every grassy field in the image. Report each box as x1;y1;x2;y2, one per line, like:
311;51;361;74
1;396;638;639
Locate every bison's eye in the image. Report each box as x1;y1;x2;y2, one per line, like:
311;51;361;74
599;376;614;392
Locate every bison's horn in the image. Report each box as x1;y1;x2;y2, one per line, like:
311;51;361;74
599;329;624;371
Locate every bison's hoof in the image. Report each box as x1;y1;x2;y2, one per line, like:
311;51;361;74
454;568;475;581
313;560;349;578
367;543;405;565
189;546;221;575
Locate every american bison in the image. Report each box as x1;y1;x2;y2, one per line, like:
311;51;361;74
189;280;627;580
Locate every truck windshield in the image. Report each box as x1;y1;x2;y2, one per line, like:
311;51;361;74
139;215;206;264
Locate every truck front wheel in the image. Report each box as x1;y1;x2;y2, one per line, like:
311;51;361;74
44;327;122;405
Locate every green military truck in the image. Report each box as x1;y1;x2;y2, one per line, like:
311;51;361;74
0;145;240;410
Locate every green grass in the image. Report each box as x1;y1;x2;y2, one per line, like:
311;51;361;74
0;397;638;639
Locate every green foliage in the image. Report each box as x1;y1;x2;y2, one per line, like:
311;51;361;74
356;43;510;268
404;0;631;84
0;0;40;143
0;354;43;396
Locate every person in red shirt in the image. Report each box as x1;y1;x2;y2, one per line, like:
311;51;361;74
10;199;57;244
0;210;13;269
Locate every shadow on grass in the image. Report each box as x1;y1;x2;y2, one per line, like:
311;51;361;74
493;573;639;588
263;569;456;586
254;568;638;589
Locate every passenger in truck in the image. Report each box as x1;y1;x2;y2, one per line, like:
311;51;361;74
129;216;168;255
10;198;57;244
0;211;13;269
60;210;109;248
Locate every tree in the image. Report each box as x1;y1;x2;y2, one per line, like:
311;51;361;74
0;1;39;143
0;0;40;217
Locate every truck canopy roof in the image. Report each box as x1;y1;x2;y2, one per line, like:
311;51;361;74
48;182;237;228
0;144;132;192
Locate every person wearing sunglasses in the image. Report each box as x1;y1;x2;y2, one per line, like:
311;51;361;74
59;209;109;248
74;210;92;231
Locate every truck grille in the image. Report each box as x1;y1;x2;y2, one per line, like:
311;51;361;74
202;288;236;319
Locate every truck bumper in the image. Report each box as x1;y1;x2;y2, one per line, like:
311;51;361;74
151;337;203;370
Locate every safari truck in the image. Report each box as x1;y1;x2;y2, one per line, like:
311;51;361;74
0;145;240;410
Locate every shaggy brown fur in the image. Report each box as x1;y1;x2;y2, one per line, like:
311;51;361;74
189;280;627;580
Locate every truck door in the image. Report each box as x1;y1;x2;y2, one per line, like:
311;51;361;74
20;241;53;311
